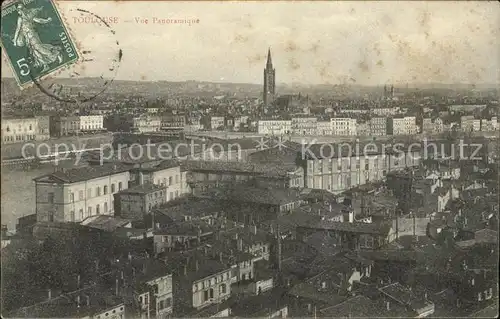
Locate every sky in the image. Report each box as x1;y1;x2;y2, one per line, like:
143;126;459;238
1;0;499;85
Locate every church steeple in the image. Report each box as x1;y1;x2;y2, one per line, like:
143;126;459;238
263;47;276;107
266;48;273;69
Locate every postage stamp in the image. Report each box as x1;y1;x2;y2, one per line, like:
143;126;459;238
0;0;80;87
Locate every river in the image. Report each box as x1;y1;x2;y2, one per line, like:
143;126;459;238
1;160;85;232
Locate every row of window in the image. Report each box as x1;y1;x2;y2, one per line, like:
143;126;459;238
69;201;113;221
69;183;123;202
158;297;172;310
157;175;180;186
3;124;34;132
201;284;227;302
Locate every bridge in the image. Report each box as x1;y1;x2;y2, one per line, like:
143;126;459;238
1;148;102;167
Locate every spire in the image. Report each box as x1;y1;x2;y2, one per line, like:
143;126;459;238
266;48;273;69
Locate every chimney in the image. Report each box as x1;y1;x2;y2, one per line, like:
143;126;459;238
86;295;90;306
329;204;332;212
115;278;119;295
47;289;52;300
219;252;223;263
132;267;136;277
113;164;117;170
195;259;199;271
183;264;187;276
386;301;390;311
348;211;354;223
142;263;147;275
77;295;81;308
128;252;132;261
95;260;99;272
77;274;81;289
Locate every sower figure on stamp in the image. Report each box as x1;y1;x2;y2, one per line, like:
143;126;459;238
13;3;63;72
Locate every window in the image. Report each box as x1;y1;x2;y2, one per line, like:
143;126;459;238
365;161;369;171
169;177;173;185
203;290;209;302
79;190;84;200
162;178;167;186
144;294;148;305
70;211;75;222
209;288;214;299
80;209;84;220
96;187;101;196
111;184;115;193
104;185;108;195
158;300;165;310
88;207;92;216
118;182;123;191
70;192;75;202
165;297;171;307
96;204;100;215
48;192;54;203
220;284;227;294
87;188;92;199
104;202;108;212
478;292;482;301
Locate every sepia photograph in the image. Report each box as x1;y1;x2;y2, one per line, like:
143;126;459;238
1;0;499;318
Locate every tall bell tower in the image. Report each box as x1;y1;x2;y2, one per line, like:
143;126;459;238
263;48;276;107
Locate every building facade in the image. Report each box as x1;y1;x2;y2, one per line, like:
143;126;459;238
258;120;291;135
34;164;131;222
291;117;317;136
161;114;186;131
1;117;40;144
133;116;162;133
316;121;332;136
331;118;357;136
114;184;168;220
80;115;104;132
388;116;418;135
369;117;388;136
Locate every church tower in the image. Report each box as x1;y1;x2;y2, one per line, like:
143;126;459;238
263;48;276;107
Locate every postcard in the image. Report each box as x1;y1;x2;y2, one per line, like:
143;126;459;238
1;1;499;318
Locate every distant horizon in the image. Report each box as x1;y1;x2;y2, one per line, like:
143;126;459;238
1;75;498;89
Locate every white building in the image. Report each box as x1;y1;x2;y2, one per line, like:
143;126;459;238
316;121;332;136
372;107;398;116
331;118;357;136
133;116;161;133
34;164;131;222
1;116;39;144
79;115;104;131
291;117;317;135
388;116;418;135
258;120;291;135
211;116;225;130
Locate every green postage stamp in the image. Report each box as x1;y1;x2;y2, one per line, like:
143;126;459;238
0;0;79;87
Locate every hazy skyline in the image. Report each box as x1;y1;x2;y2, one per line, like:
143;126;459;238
1;1;499;86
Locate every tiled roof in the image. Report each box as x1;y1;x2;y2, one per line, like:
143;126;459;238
116;183;166;195
34;163;130;184
80;215;131;232
182;160;301;178
298;220;393;235
203;186;303;206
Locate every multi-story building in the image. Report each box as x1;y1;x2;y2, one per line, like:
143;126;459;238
51;116;81;137
422;117;444;135
369;117;388;136
480;117;498;131
1;116;40;144
145;273;173;319
257;120;291;135
387;116;418;135
372;107;398;116
79;115;104;132
291;117;317;136
34;164;131;222
133;116;162;133
461;115;481;132
316;121;332;136
331;117;357;136
186;116;203;132
161;114;186;131
114;183;168;220
35;115;50;141
357;122;370;136
210;116;225;130
131;160;186;202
